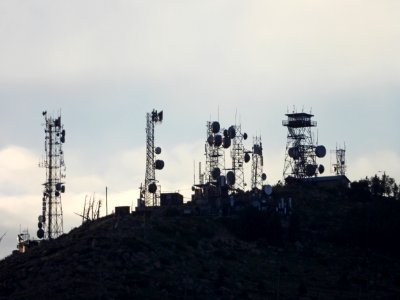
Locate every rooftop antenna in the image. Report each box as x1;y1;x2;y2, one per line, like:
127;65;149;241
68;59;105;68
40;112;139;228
37;110;66;240
138;109;164;207
282;107;326;180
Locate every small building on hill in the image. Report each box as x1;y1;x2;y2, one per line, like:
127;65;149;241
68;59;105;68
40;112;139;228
300;175;351;189
160;193;184;206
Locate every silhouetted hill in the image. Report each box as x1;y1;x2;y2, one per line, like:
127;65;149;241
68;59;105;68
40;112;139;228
1;187;400;299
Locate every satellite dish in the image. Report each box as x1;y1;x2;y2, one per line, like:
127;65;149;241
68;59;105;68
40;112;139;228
155;147;162;154
37;229;44;239
214;134;222;147
211;167;221;179
38;222;43;229
288;147;300;159
207;135;214;146
261;173;267;181
56;183;62;191
264;185;272;195
38;215;44;223
55;191;60;197
288;147;294;158
61;185;65;193
315;145;326;158
61;130;66;143
243;133;248;140
228;126;236;139
318;164;325;174
223;129;228;137
155;160;165;170
211;121;220;133
244;153;250;163
148;183;157;193
223;137;231;148
158;111;163;122
227;171;235;186
306;164;317;176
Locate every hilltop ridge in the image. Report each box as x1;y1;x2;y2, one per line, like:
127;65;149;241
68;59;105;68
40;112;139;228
1;186;400;299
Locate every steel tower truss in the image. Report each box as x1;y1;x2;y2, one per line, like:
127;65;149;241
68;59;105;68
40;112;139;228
282;112;317;179
205;121;225;184
251;136;264;190
333;145;346;176
143;109;163;206
231;125;245;190
38;111;66;240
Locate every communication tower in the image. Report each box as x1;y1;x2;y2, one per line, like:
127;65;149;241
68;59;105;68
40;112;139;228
332;144;346;176
282;110;326;180
37;111;66;240
139;109;164;207
205;121;225;185
230;124;249;191
251;136;267;190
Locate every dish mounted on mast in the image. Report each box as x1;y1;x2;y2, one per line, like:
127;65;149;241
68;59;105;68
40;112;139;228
138;109;165;208
282;109;326;181
251;135;267;191
332;143;347;176
37;111;66;240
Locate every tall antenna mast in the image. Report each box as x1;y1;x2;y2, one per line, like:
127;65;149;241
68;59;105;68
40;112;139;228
332;143;347;176
251;135;266;190
37;111;66;240
139;109;164;207
230;123;248;191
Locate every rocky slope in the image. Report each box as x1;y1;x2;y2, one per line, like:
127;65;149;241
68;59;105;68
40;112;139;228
1;189;400;299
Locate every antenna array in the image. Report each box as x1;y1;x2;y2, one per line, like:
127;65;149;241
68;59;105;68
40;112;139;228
332;144;346;176
139;109;164;207
282;110;326;180
251;136;267;190
37;111;66;240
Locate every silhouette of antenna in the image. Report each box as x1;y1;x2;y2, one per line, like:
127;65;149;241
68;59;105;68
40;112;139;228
282;108;326;180
332;143;347;176
37;111;66;240
138;109;164;208
251;135;267;190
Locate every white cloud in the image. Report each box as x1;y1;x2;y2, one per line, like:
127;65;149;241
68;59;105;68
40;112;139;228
0;146;41;195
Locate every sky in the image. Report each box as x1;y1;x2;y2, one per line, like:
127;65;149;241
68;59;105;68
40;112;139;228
1;0;399;258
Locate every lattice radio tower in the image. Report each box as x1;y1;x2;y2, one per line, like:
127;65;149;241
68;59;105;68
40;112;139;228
205;121;225;184
230;124;249;191
282;110;326;180
251;136;266;190
37;111;66;240
140;109;164;207
332;144;346;176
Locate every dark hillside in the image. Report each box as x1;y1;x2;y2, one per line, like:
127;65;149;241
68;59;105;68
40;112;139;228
1;188;400;300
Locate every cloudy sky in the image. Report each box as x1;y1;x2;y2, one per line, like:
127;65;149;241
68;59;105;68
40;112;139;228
1;0;399;258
